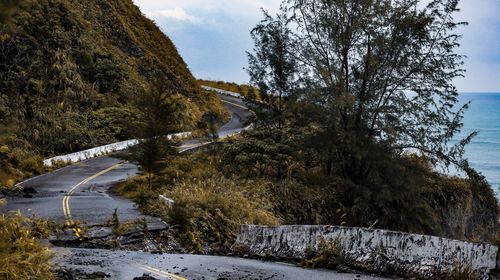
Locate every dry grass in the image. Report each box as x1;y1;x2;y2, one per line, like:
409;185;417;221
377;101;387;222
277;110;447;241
105;209;148;236
164;176;279;253
490;233;500;247
0;212;55;279
300;238;344;269
445;265;480;280
115;152;280;253
167;176;279;225
0;136;45;188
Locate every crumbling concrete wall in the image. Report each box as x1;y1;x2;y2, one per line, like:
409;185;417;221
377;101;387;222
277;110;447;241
234;225;499;278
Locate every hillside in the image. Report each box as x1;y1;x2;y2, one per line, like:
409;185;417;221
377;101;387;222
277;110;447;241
0;0;227;186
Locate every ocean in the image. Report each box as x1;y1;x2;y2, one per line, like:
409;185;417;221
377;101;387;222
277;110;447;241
453;93;500;197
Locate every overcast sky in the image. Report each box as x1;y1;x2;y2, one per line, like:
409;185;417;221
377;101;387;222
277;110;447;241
133;0;500;93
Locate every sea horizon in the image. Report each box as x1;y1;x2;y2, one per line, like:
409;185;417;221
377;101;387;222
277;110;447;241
455;92;500;197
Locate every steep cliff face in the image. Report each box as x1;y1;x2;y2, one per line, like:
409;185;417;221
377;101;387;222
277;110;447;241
0;0;221;156
428;171;500;241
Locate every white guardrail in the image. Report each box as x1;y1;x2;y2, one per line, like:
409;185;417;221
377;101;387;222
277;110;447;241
43;132;191;167
201;85;242;98
43;87;247;167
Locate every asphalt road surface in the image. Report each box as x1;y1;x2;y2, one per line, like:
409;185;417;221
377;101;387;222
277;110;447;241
1;156;141;225
0;94;249;225
180;94;251;152
1;93;389;280
54;248;387;280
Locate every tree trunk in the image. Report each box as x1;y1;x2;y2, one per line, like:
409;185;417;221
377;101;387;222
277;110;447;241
148;172;152;191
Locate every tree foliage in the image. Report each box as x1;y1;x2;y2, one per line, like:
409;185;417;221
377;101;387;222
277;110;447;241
246;9;300;178
248;0;472;180
226;0;500;239
132;79;192;190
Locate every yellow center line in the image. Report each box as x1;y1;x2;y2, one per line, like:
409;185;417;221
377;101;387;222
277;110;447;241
221;99;248;110
135;263;187;280
62;162;126;233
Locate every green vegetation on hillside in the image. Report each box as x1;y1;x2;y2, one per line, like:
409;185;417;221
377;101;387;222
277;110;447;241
225;133;499;239
0;0;227;187
115;152;279;254
118;137;498;255
0;5;55;278
237;0;499;240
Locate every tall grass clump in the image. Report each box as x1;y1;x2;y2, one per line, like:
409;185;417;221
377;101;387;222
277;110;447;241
0;212;55;279
445;265;479;280
300;238;344;269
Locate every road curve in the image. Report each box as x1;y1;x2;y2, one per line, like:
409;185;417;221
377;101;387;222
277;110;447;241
0;94;249;225
1;156;141;225
1;93;388;280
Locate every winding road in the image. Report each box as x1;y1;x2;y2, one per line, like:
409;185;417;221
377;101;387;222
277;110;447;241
0;94;249;225
1;92;387;280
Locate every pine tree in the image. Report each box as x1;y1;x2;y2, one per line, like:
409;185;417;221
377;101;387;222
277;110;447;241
247;9;299;178
133;79;187;190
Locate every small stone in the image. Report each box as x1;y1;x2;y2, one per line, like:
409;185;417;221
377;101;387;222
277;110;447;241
23;186;37;193
88;271;110;278
133;273;159;280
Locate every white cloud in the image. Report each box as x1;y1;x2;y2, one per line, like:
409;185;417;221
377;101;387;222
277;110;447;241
146;7;200;23
454;0;500;92
133;0;500;90
134;0;280;23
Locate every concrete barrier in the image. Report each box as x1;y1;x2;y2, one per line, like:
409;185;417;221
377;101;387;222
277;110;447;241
201;85;242;98
43;132;191;167
234;225;499;279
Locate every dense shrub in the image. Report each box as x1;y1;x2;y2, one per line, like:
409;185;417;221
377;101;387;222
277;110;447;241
0;136;45;187
221;135;500;241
